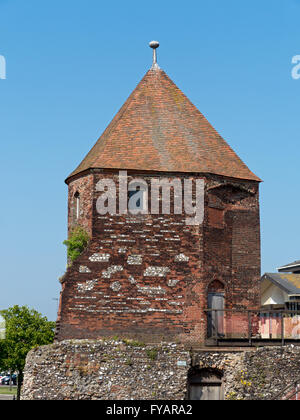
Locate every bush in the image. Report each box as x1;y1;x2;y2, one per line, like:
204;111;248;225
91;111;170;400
63;226;90;262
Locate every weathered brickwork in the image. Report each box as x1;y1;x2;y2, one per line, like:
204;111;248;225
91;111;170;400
56;170;260;344
21;340;300;400
68;174;94;236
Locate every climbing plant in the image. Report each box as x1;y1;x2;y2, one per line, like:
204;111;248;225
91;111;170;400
63;226;90;262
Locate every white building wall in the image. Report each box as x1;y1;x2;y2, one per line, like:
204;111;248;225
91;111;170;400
261;282;288;306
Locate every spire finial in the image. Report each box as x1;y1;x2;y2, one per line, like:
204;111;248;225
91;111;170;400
149;40;160;69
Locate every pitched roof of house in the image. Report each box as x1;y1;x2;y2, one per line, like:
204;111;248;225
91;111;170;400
262;273;300;294
277;260;300;272
66;63;261;183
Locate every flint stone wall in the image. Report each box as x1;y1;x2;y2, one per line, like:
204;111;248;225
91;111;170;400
21;340;300;400
21;340;190;400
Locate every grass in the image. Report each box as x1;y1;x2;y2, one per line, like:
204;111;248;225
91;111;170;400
0;386;17;395
146;348;158;361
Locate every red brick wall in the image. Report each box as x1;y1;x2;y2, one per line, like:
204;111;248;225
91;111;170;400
56;170;260;344
203;181;261;313
67;174;94;237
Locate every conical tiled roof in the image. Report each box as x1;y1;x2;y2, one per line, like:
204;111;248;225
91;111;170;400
66;67;260;183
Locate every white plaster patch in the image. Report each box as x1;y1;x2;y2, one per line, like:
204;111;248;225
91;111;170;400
110;281;121;292
167;279;179;287
174;254;189;262
127;255;143;265
77;279;98;292
128;276;136;284
79;265;91;273
89;253;110;262
118;247;127;254
137;285;166;295
102;265;123;279
143;266;170;277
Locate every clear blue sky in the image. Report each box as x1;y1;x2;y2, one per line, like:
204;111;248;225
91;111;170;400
0;0;299;321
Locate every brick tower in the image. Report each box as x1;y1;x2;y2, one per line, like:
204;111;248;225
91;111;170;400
56;42;261;344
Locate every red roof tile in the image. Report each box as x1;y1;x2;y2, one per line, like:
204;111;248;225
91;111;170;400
66;67;261;182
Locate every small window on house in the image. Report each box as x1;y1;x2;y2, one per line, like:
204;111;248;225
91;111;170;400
74;192;80;220
128;181;148;214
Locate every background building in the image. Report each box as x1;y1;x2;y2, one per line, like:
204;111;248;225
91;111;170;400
261;260;300;310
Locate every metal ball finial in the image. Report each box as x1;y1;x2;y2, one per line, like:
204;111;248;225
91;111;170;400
149;40;160;68
149;40;159;49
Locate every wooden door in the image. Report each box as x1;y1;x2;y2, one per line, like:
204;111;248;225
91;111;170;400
207;292;224;338
188;369;224;400
189;383;222;400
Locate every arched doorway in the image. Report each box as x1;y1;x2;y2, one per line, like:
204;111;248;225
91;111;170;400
207;280;225;338
187;368;224;400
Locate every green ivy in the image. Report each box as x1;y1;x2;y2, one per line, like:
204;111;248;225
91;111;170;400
63;226;90;262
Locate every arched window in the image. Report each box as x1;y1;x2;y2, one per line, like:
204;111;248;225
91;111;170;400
74;191;80;220
207;280;225;338
187;368;224;400
128;179;148;214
